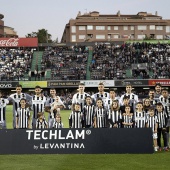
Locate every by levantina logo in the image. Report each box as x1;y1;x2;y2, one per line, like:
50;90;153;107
26;129;92;150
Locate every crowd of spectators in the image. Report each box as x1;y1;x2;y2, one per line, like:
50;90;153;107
90;42;170;80
90;43;127;80
0;48;33;81
1;42;170;81
41;46;88;80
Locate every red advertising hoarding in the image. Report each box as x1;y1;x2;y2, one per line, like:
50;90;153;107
148;79;170;86
0;38;38;47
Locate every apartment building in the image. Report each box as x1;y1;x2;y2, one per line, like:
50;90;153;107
61;11;170;43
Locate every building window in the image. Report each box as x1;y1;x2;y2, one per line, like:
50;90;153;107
130;34;135;39
96;26;105;30
71;26;76;33
108;26;111;30
96;35;105;39
156;35;163;39
166;26;170;33
156;26;163;30
137;35;145;39
79;26;86;30
114;26;118;30
123;26;128;30
108;34;111;40
87;25;93;30
138;26;147;30
71;35;76;42
131;26;134;30
113;35;119;39
150;25;155;30
79;35;86;39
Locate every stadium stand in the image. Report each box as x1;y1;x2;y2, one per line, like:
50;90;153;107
42;46;88;80
0;48;33;81
1;42;170;81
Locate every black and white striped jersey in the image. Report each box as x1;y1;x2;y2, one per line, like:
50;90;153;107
108;110;120;126
94;107;107;128
120;93;138;110
31;95;46;119
0;98;9;122
82;104;95;126
156;111;168;128
36;118;48;129
134;111;146;128
146;115;158;132
72;92;90;111
45;97;55;106
159;95;170;116
53;121;64;128
104;97;120;110
91;92;110;107
8;93;32;115
149;98;159;107
122;114;134;128
16;108;30;128
69;111;83;128
154;93;161;102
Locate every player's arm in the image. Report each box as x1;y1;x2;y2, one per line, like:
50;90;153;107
27;109;31;129
5;99;9;105
93;116;97;128
81;112;85;128
68;112;72;128
28;116;31;129
107;110;114;127
16;110;19;129
45;99;51;112
154;123;158;133
45;122;48;129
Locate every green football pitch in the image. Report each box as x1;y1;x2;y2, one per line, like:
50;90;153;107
0;106;169;170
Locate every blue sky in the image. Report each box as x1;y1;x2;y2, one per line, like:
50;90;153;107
0;0;170;41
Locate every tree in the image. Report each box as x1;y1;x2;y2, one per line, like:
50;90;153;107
26;29;52;43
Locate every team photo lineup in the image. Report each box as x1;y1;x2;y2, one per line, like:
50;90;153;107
0;82;169;152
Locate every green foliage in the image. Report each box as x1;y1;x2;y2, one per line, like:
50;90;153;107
25;29;52;43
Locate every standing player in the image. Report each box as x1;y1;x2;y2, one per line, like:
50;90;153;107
105;88;120;110
154;83;162;101
8;84;32;129
146;107;158;151
45;88;63;128
134;102;146;128
69;103;84;128
91;82;110;108
108;100;121;128
36;112;48;129
119;84;138;111
16;98;31;129
31;86;46;128
0;91;9;129
72;83;90;112
159;89;170;148
143;98;151;116
119;96;134;115
156;102;169;151
94;98;108;128
148;89;159;107
121;105;135;128
82;96;95;128
53;114;64;128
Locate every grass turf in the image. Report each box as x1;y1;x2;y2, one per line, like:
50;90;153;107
0;105;169;170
